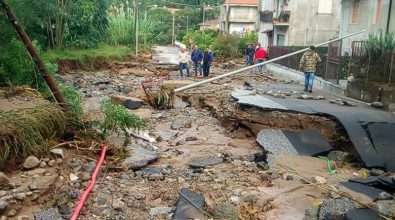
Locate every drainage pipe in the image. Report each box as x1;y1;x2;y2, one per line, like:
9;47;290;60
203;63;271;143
70;145;107;220
174;30;366;93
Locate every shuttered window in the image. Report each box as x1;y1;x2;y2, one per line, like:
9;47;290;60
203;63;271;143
318;0;333;14
351;0;360;24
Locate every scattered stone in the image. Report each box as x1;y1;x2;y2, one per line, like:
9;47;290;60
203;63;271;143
171;119;192;130
7;209;17;217
0;172;10;187
328;151;349;162
69;173;79;182
174;188;205;219
0;200;7;213
23;156;40;169
14;193;26;201
28;183;38;191
149;206;173;216
178;177;186;184
39;162;47;168
0;191;7;197
298;94;313;100
48;160;56;167
82;162;97;174
58;204;71;215
111;95;144;110
282;173;293;181
260;173;271;181
304;206;319;220
34;208;62;220
80;172;91;181
270;173;280;180
371;102;384;108
374;200;395;216
189;157;223;168
50;149;64;158
212;203;239;220
314;176;326;185
185;135;198;141
112;197;125;211
156;130;179;141
343;100;357;107
122;147;159;170
318;197;356;219
370;168;385;176
230;196;240;205
378;192;393;200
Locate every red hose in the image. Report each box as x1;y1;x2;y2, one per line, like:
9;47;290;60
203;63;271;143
70;145;107;220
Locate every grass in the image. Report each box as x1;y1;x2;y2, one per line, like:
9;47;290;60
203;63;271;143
43;45;132;63
0;104;67;169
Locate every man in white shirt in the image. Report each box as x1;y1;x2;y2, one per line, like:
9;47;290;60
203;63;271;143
179;48;190;78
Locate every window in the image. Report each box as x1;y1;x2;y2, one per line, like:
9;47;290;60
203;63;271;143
318;0;333;14
374;0;382;24
351;0;360;24
277;34;285;46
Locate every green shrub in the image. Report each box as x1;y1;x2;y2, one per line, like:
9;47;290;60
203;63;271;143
182;31;216;49
59;84;83;117
212;35;241;58
100;99;145;145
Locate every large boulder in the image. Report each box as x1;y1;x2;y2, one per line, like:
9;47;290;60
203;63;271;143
23;156;40;169
111;95;144;110
123;147;159;170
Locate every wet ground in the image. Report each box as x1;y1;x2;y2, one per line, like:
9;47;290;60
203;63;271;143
1;46;394;219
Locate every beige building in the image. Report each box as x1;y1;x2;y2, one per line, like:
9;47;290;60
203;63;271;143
220;0;260;34
198;19;220;31
339;0;395;55
259;0;342;48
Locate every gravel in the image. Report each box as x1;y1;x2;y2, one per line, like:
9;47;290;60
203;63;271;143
318;197;356;220
256;129;297;165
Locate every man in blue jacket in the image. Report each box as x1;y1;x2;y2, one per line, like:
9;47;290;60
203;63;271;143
203;46;213;77
191;45;203;77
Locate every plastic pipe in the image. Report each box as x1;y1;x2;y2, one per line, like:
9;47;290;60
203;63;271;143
70;145;107;220
174;30;367;93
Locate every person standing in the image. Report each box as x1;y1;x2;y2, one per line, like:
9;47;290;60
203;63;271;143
254;45;268;75
191;45;203;77
299;46;321;93
203;46;213;77
178;47;190;78
245;44;254;65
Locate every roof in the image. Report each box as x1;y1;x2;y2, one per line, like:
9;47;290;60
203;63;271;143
198;19;219;26
228;0;259;5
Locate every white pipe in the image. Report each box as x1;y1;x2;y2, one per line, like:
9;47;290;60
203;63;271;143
174;30;366;93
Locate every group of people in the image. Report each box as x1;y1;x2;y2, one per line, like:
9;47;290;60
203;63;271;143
179;43;322;94
178;45;213;78
245;43;269;75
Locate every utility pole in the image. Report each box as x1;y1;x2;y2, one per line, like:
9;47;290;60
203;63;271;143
172;12;175;45
225;0;230;34
133;0;139;56
202;3;206;33
186;15;189;33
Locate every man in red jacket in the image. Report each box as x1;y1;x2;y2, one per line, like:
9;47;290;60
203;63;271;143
254;44;268;75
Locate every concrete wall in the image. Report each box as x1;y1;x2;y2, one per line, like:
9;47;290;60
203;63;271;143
286;0;341;46
340;0;395;55
220;4;259;33
258;22;273;49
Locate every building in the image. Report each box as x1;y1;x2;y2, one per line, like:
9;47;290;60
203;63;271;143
259;0;342;48
198;19;220;31
220;0;260;34
339;0;395;55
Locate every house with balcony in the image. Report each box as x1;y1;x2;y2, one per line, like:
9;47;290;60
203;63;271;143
220;0;260;34
259;0;342;48
339;0;395;55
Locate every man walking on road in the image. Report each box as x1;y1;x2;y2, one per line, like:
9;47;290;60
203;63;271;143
178;47;190;78
203;46;213;77
245;44;254;65
254;44;268;75
191;45;203;77
299;46;321;93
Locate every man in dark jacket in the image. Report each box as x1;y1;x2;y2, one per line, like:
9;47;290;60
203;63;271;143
245;44;254;65
203;46;214;77
191;45;203;77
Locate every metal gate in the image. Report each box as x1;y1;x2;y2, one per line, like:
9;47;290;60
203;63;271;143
325;40;342;84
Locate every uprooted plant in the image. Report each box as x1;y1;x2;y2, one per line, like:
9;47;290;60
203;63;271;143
0;104;67;168
100;99;145;146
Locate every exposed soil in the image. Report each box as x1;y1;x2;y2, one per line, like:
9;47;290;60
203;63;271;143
0;47;390;220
